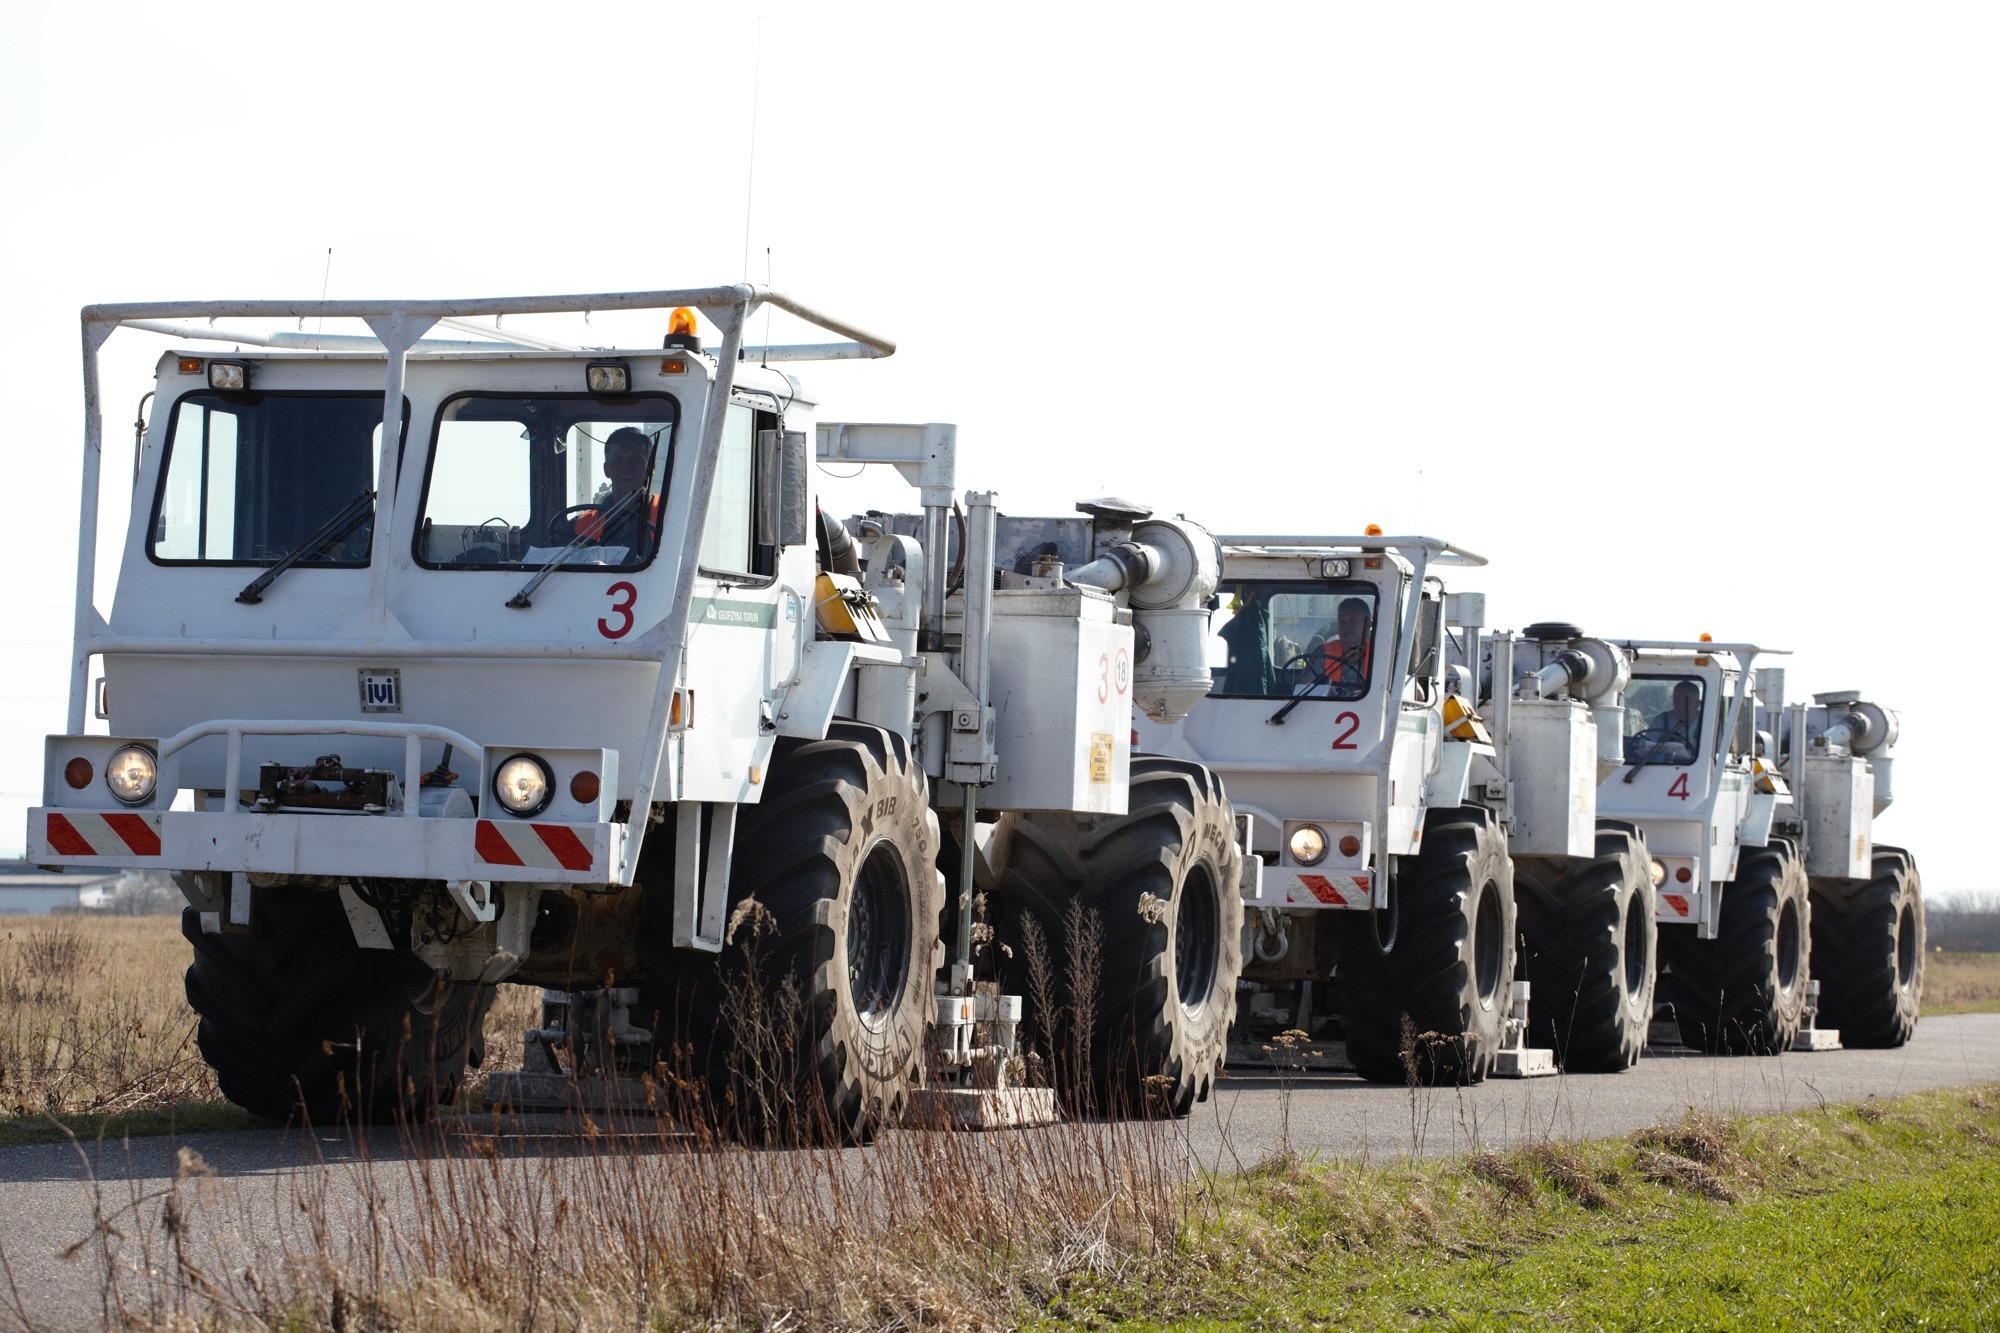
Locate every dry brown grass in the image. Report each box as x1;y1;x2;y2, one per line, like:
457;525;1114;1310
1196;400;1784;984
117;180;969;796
1919;951;2000;1014
0;912;549;1135
0;915;218;1120
7;943;1195;1333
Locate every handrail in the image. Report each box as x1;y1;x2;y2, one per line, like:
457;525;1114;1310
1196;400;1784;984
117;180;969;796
1218;534;1488;567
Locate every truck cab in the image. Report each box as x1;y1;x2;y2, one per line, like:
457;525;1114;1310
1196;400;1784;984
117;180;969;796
1137;535;1474;913
1596;642;1781;938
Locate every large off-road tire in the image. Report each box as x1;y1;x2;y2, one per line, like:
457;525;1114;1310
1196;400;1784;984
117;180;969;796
183;886;486;1123
1516;821;1657;1072
638;722;943;1144
1810;846;1924;1048
1662;840;1809;1055
994;758;1243;1117
1336;806;1515;1085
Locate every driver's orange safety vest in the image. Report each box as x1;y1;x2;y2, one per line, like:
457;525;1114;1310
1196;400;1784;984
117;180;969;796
1319;639;1372;684
577;492;662;546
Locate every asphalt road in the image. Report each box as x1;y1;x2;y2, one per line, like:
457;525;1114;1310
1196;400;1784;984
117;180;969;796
1;1013;1995;1331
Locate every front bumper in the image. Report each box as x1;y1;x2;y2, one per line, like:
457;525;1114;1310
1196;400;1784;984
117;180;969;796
29;807;628;885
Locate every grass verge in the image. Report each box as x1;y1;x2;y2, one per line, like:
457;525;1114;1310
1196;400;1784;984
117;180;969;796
1922;951;2000;1015
1034;1084;2000;1330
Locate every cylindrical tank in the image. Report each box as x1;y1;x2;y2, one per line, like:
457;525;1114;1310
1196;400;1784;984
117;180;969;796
1869;755;1895;816
1126;518;1220;723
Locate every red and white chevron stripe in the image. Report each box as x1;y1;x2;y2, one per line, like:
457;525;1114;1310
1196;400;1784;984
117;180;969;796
44;811;163;858
473;819;595;873
1295;873;1369;906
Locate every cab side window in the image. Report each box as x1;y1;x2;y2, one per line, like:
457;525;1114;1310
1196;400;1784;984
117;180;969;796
699;404;776;579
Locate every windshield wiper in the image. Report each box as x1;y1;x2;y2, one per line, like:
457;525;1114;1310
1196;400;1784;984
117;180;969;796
1267;681;1327;726
235;488;376;605
506;488;644;610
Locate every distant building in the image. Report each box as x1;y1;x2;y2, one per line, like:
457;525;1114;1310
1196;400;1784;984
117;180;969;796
0;863;120;915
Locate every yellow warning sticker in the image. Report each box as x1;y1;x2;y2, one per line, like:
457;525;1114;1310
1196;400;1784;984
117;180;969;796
1089;732;1114;784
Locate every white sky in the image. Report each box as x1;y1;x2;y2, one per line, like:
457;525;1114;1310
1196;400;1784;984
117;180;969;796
0;3;1991;895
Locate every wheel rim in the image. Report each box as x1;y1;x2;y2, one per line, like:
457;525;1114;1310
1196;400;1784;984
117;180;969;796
1473;878;1502;1009
1776;895;1802;994
1175;865;1221;1017
847;842;911;1031
1622;889;1649;999
1895;899;1917;991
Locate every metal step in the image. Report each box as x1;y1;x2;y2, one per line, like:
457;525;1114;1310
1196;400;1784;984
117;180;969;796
906;1087;1058;1130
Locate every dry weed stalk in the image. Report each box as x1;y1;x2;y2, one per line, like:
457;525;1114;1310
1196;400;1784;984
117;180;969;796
3;905;1197;1331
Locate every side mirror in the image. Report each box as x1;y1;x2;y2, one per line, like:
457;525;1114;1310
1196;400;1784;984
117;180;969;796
756;429;812;548
1411;594;1442;681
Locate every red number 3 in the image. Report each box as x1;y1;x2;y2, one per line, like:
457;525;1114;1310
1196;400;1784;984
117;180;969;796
599;581;637;638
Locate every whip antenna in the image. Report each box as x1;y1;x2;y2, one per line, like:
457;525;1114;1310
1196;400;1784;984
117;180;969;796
740;15;764;283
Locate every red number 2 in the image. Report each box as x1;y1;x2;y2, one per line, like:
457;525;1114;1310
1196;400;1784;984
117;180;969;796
599;581;637;639
1330;711;1361;750
1667;773;1691;801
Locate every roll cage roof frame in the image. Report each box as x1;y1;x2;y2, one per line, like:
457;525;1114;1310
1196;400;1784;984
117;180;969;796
69;285;896;731
1216;534;1488;568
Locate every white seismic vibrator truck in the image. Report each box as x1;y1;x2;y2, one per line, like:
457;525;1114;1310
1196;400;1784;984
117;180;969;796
28;287;1245;1136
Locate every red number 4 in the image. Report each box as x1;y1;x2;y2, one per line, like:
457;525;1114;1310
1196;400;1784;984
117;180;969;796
1667;773;1691;801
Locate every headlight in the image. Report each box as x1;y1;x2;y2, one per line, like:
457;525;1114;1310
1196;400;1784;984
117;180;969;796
1288;824;1328;866
1650;858;1667;888
492;754;554;816
104;745;157;805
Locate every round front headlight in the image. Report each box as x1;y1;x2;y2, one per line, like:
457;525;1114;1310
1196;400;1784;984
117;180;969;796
1650;858;1668;888
104;745;157;805
1289;824;1328;867
493;754;554;816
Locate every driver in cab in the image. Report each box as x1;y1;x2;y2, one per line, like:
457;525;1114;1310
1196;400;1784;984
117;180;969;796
574;427;662;555
1314;597;1373;696
1626;680;1702;763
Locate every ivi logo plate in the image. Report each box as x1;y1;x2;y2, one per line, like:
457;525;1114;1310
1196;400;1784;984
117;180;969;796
359;668;402;713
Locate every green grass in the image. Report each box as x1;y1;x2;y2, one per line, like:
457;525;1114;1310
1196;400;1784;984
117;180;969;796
0;1100;260;1147
1031;1086;2000;1330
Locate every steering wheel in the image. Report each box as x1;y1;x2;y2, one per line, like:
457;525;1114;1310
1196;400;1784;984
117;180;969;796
546;502;608;544
1280;651;1330;689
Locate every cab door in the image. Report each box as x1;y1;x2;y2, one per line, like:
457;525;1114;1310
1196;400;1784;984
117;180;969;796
679;403;789;803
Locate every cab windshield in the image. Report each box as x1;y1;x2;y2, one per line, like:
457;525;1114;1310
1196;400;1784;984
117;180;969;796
415;393;678;570
149;391;388;566
1208;580;1380;700
1623;675;1706;766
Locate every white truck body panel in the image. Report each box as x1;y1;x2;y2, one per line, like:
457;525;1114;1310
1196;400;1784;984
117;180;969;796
1504;699;1597;859
982;587;1133;814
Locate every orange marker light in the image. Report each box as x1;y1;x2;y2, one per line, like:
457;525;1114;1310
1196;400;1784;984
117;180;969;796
1699;632;1714;643
569;771;601;805
1675;865;1693;883
1364;524;1383;537
64;757;93;790
668;308;698;338
1338;834;1362;858
177;357;202;375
